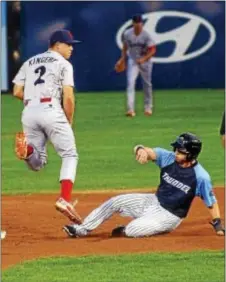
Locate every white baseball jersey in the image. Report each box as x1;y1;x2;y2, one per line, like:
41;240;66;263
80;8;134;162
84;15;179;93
123;28;155;61
13;50;74;102
13;50;78;184
123;28;155;112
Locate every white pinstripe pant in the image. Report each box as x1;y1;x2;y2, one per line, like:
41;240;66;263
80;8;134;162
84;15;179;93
73;193;182;237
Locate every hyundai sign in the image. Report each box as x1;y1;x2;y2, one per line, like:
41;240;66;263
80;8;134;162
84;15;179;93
116;11;216;63
21;1;225;91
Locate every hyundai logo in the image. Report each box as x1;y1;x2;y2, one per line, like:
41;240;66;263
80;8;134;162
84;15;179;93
116;11;216;63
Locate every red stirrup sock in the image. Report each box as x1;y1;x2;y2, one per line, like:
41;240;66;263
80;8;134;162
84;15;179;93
60;180;73;202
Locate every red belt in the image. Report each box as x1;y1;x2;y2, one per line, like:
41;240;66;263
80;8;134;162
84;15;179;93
40;98;52;103
24;98;52;106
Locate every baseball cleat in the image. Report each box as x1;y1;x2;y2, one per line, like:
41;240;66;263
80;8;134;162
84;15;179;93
111;225;126;237
15;132;28;160
144;110;152;116
55;197;82;224
63;225;78;238
126;111;136;117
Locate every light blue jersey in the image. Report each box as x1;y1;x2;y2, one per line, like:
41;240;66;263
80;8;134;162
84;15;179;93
153;148;216;217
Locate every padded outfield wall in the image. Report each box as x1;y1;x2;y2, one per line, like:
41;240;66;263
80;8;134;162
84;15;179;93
14;1;226;91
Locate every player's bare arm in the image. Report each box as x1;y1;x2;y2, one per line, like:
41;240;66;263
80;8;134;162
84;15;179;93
134;145;157;164
63;85;75;125
136;46;156;64
208;202;225;236
13;84;24;100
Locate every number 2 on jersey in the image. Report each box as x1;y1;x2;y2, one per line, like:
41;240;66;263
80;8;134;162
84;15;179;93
34;66;46;86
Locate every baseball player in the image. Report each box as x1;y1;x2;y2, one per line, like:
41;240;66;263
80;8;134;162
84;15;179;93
13;29;82;223
220;111;225;148
63;133;225;238
115;14;156;117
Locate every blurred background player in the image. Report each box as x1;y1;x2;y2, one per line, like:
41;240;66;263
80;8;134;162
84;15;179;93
115;14;156;117
12;29;82;223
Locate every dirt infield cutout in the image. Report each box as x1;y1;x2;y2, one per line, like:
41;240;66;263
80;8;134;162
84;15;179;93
1;188;224;269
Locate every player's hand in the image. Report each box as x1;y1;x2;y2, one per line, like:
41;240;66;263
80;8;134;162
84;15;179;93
136;148;149;164
114;59;126;73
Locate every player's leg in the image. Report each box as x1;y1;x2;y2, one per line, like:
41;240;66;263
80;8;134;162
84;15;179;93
22;127;47;171
16;111;47;171
45;119;78;199
44;112;80;222
63;193;153;237
124;203;182;237
126;58;139;116
140;62;153;115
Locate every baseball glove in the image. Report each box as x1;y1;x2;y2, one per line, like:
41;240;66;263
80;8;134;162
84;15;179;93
15;132;27;160
115;59;126;73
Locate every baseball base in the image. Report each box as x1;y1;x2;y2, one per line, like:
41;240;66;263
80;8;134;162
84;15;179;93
1;230;7;240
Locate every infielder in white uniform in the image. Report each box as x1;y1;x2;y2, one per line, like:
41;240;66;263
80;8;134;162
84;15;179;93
115;14;156;117
13;29;82;223
63;133;224;238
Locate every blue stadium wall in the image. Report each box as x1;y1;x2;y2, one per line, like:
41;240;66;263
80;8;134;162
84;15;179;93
21;1;225;92
1;1;8;91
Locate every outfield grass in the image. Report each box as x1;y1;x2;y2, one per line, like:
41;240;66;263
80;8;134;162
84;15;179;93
1;89;224;194
2;251;224;282
2;90;225;281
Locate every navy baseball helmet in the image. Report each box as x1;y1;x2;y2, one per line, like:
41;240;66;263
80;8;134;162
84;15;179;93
171;132;202;160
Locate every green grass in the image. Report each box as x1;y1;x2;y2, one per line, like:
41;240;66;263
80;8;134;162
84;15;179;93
2;251;224;282
1;89;224;194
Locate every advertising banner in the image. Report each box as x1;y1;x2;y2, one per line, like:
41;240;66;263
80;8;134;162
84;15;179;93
21;1;225;91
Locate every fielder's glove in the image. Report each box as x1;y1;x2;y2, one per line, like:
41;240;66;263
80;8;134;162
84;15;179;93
114;59;126;73
210;218;225;236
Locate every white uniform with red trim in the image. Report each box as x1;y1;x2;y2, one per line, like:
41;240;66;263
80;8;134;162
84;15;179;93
123;28;155;112
12;50;78;183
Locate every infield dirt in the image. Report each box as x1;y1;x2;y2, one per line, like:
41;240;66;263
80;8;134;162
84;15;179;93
1;188;225;269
